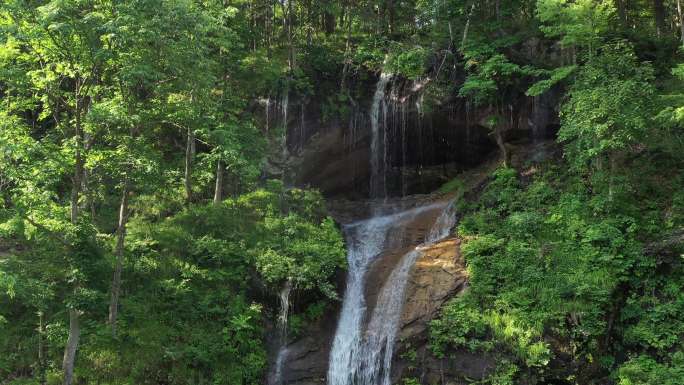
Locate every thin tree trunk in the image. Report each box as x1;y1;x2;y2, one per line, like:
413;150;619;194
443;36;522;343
654;0;666;36
448;20;454;48
495;126;510;167
461;2;476;50
108;178;130;335
287;0;295;71
616;0;627;25
608;153;618;202
184;126;195;205
38;311;46;385
250;0;256;51
266;0;272;57
213;160;224;204
387;0;395;35
340;3;353;90
62;308;79;385
677;0;684;47
70;91;83;224
64;80;84;385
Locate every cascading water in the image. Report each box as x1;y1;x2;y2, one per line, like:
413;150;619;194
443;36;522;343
270;279;293;385
368;72;435;198
369;72;392;199
299;103;306;153
281;87;290;159
327;200;456;385
265;97;271;132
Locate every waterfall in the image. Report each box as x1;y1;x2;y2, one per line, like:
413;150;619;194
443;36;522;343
299;103;305;153
328;200;456;385
272;348;289;385
265;97;271;132
369;73;392;199
278;279;292;337
401;99;409;197
270;279;293;385
281;88;289;159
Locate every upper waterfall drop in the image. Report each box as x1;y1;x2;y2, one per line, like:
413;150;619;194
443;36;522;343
369;72;392;199
281;88;290;159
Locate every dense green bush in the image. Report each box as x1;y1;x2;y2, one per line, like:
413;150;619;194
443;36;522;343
430;155;683;383
0;181;345;384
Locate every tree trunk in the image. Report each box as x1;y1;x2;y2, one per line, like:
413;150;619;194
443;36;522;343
323;0;335;34
64;81;84;385
62;308;80;385
387;0;395;35
616;0;627;25
494;126;510;167
213;160;224;204
38;311;46;385
108;178;130;335
340;3;354;90
286;0;295;71
70;93;83;224
608;153;618;202
184;126;195;205
448;20;454;49
677;0;684;47
654;0;666;36
461;2;476;50
266;0;272;56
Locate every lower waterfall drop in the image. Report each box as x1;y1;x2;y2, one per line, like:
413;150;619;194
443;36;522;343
270;280;293;385
327;200;456;385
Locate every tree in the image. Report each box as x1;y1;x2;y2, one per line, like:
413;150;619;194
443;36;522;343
559;42;655;194
537;0;615;58
1;2;113;382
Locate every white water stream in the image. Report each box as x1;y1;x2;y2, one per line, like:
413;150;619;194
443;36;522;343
281;87;290;159
369;72;392;199
327;200;455;385
270;280;293;385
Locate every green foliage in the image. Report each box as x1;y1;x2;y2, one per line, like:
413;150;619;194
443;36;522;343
654;63;684;156
526;65;577;96
437;177;465;194
622;278;684;351
401;378;421;385
54;182;342;384
559;43;655;171
431;146;682;382
386;45;428;80
617;353;684;385
536;0;615;51
459;54;533;106
430;297;489;357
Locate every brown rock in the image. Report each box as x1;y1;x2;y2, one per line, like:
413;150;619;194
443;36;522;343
399;237;467;340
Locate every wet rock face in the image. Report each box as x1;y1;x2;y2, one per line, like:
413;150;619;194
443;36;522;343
389;237;498;384
276;309;338;385
399;238;466;340
392;348;498;385
276;76;558;199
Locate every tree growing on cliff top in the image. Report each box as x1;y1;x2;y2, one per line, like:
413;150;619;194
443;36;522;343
559;42;655;193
